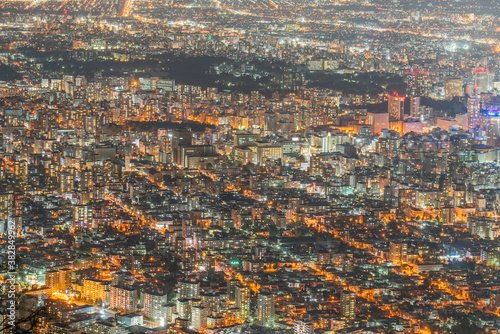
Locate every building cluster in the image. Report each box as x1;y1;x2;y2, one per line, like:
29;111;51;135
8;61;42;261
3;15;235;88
0;1;499;334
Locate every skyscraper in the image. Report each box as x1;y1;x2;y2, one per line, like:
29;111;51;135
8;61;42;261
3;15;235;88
257;292;275;328
171;130;193;165
409;96;421;118
467;97;481;132
444;77;463;100
482;102;500;146
405;69;430;97
388;95;405;121
340;290;356;323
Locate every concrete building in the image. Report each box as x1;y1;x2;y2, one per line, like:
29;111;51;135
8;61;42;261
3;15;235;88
388;95;405;121
294;318;315;334
110;286;138;313
340;290;356;323
144;292;168;321
190;306;207;331
257;292;275;328
444;77;463;100
235;285;251;320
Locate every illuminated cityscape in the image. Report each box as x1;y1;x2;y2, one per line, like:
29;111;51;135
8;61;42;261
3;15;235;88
0;0;499;333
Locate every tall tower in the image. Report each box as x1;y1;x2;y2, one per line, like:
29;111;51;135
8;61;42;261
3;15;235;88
388;95;405;121
340;290;356;323
467;97;481;132
257;292;275;328
483;102;500;146
190;306;207;331
405;69;430;97
235;285;251;320
58;269;72;291
227;279;239;302
46;270;59;293
409;96;421;118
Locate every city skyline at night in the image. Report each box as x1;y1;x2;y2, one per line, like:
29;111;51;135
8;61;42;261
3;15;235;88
0;1;499;334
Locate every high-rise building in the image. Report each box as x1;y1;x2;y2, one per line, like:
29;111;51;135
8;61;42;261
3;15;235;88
482;103;500;146
310;154;325;177
171;130;193;165
257;293;275;328
164;304;176;325
111;271;128;286
46;269;72;293
78;168;93;192
73;204;94;229
340;291;356;323
227;279;239;302
83;279;110;304
58;269;72;291
235;285;251;320
467;97;481;132
59;168;75;194
472;69;492;94
342;254;354;273
409;96;421;118
405;69;430;97
45;270;59;293
388;242;408;265
256;144;283;165
444;77;463;100
388;95;405;121
176;298;191;320
144;292;168;321
110;286;138;313
178;281;200;300
366;112;389;135
190;306;207;331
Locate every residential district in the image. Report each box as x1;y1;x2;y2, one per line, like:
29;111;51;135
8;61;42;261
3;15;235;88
0;0;500;334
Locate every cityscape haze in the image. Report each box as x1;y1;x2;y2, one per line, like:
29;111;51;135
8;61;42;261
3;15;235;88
0;0;499;334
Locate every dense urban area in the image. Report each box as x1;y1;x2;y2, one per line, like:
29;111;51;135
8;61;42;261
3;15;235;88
0;0;500;333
